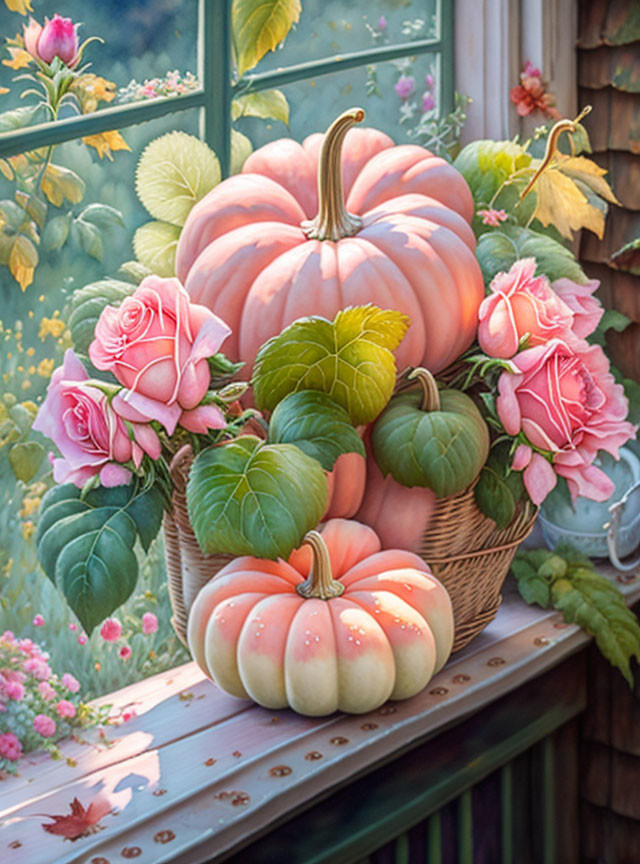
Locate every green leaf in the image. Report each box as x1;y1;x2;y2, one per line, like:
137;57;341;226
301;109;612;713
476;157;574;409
79;203;126;230
474;465;515;528
232;89;289;124
66;279;134;355
42;163;85;207
231;129;253;174
75;218;103;261
136;131;221;227
267;390;365;471
8;440;44;483
233;0;302;76
475;224;589;286
252;305;409;425
187;435;327;560
42;213;72;251
36;482;164;633
14;191;47;229
116;260;153;285
0;105;39;132
133;220;180;277
453;139;532;204
511;556;552;608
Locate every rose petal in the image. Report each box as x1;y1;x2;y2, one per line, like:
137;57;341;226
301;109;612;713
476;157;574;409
99;463;132;487
113;390;182;436
179;404;227;434
131;422;161;460
523;453;557;505
512;444;532;471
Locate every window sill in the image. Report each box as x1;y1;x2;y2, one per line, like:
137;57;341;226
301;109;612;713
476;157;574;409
1;565;638;864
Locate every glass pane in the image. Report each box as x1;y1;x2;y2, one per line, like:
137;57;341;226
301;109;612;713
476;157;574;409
248;0;439;74
0;0;197;113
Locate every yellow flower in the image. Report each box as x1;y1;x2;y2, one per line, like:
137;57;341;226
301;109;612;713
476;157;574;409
2;46;31;70
83;130;131;161
38;316;66;341
26;347;34;357
20;496;40;518
4;0;34;14
21;379;31;390
36;357;54;378
20;520;34;540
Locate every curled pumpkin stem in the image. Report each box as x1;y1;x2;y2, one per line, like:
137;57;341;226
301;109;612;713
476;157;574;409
297;530;345;600
408;367;441;412
518;105;592;203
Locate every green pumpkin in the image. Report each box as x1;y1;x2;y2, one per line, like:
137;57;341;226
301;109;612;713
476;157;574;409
372;369;490;498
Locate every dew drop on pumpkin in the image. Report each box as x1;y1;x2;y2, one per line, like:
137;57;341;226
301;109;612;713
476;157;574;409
355;640;361;645
304;640;310;646
403;584;414;592
314;635;320;642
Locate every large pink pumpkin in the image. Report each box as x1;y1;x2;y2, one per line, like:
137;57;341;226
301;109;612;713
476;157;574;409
177;108;484;375
187;518;454;716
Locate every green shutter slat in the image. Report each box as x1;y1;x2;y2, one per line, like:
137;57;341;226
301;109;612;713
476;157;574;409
426;811;442;864
501;762;513;864
394;832;410;864
199;0;232;177
438;0;455;115
458;789;473;864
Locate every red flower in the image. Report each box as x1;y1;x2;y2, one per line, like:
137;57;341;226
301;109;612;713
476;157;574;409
510;62;561;120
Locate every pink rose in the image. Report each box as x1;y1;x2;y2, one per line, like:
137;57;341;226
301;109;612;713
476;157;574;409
551;277;603;339
33;350;160;488
479;259;574;358
61;673;80;693
77;634;87;646
33;614;45;627
5;681;25;701
23;658;51;680
141;612;158;635
27;14;79;67
100;618;122;642
119;645;132;661
0;733;23;762
38;681;56;701
56;699;76;719
497;338;636;503
89;276;230;435
33;714;56;738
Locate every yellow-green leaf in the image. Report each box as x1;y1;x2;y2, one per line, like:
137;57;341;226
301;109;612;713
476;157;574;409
531;166;605;240
133;220;180;277
231;89;289;124
231;128;253;174
233;0;301;76
9;233;37;291
3;0;34;14
42;163;86;207
558;155;620;205
0;159;13;181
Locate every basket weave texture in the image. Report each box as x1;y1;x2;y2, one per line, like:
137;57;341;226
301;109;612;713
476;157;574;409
164;448;537;652
420;481;538;652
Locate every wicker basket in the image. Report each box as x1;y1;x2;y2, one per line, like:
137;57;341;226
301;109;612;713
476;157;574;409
420;481;538;653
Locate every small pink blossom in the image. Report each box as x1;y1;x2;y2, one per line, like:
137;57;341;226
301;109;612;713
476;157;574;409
77;634;87;646
122;709;137;722
394;75;415;100
38;681;56;701
0;733;23;762
61;673;80;693
422;92;435;113
33;614;45;627
23;658;52;681
5;680;25;701
119;645;132;661
19;638;34;654
478;208;508;227
68;623;77;631
56;700;76;719
141;612;158;635
378;15;387;31
425;73;435;89
100;618;122;642
33;714;56;738
523;60;542;78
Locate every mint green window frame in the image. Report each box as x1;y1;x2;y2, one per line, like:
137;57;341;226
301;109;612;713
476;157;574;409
0;0;454;175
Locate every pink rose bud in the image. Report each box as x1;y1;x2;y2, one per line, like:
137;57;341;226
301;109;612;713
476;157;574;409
56;699;76;719
119;645;132;661
478;258;575;359
100;618;122;642
61;673;80;693
68;623;77;631
141;612;158;635
36;14;79;67
32;614;45;627
77;634;88;646
33;714;56;738
394;75;415;100
0;733;23;761
421;92;435;113
38;681;56;701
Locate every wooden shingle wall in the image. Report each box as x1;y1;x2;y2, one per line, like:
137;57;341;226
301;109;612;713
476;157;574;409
578;0;640;380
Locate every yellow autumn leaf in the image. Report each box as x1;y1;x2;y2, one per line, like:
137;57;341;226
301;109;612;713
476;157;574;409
3;0;33;14
2;46;31;70
0;86;9;94
9;234;38;292
0;159;13;180
72;74;117;114
556;155;620;205
82;130;131;160
531;166;606;240
41;163;85;206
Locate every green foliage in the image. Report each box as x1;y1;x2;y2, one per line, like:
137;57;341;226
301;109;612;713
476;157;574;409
454;139;532;205
36;482;164;634
8;440;44;484
267;390;365;471
475;443;528;529
513;546;640;686
66;279;135;355
372;385;490;498
233;0;302;76
133;221;181;277
475;224;589;286
589;308;631;348
187;435;327;560
252;305;409;425
232;89;289;125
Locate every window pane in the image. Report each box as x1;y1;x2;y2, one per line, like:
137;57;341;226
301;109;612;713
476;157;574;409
248;0;439;74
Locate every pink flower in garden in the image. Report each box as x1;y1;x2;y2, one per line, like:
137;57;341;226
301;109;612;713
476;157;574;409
551;277;603;339
33;349;161;489
478;208;508;227
61;673;80;693
33;714;56;738
5;680;25;701
100;618;122;643
39;681;56;701
497;338;636;503
421;93;435;113
394;75;415;100
24;14;79;68
89;276;231;436
0;733;23;761
478;259;576;359
425;73;435;89
56;700;76;719
23;657;52;680
68;623;77;631
122;709;137;722
119;645;132;661
510;61;560;120
77;634;87;646
141;612;158;635
378;15;387;31
33;614;45;627
523;60;541;78
19;638;34;654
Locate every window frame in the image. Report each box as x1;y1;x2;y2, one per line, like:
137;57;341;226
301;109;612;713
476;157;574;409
0;0;455;172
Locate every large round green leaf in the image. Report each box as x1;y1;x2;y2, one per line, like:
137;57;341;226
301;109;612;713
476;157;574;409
133;220;181;277
372;387;490;498
187;435;327;560
66;279;134;355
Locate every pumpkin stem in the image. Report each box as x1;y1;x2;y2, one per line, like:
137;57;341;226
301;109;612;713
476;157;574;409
296;531;346;600
302;107;365;242
409;367;441;412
